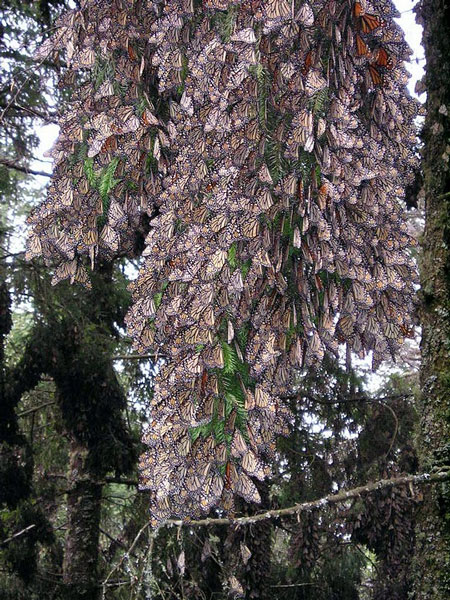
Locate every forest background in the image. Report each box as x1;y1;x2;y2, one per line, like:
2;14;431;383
1;1;449;600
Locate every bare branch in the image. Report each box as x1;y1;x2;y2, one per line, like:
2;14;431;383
0;524;36;546
0;156;51;178
0;101;58;123
17;400;56;418
164;469;450;528
283;392;413;405
377;399;400;459
112;353;166;361
104;477;138;486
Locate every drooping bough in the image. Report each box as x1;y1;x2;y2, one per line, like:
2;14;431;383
26;0;164;283
27;0;420;525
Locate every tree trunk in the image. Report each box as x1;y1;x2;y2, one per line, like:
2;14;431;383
415;0;450;596
63;438;102;600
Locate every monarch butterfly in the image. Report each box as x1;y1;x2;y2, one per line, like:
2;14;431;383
382;321;401;340
354;2;386;33
337;314;355;339
355;34;370;56
184;325;213;345
254;385;274;410
209;213;229;233
242;450;268;480
200;470;224;509
296;3;314;26
304;69;328;97
202;343;224;369
373;47;394;69
368;64;383;86
231;430;248;457
259;0;292;20
149;496;172;525
235;472;261;504
25;233;42;261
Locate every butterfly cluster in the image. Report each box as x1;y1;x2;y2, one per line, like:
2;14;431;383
26;0;166;285
27;0;420;524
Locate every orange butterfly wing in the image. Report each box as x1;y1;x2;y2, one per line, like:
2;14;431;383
302;50;313;75
356;34;370;56
353;2;364;17
368;64;383;86
101;135;118;153
374;47;394;69
360;13;385;33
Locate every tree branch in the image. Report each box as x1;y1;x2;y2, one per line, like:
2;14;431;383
284;392;413;405
163;469;450;528
112;353;165;361
17;400;56;418
0;156;51;178
0;524;36;546
104;477;138;486
102;470;450;591
0;101;58;123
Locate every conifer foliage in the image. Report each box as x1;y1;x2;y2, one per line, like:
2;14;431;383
27;0;420;524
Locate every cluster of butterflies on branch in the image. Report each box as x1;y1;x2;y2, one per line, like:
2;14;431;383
27;0;421;524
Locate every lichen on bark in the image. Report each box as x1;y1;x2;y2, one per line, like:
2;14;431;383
415;0;450;596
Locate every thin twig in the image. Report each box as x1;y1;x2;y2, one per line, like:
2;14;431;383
0;43;60;126
269;583;321;588
100;527;131;553
101;524;156;594
286;392;413;405
377;400;400;459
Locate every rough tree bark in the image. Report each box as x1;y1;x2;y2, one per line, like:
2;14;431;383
415;0;450;596
63;441;103;600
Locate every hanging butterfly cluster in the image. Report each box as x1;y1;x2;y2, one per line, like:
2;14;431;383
28;0;420;523
26;0;165;285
